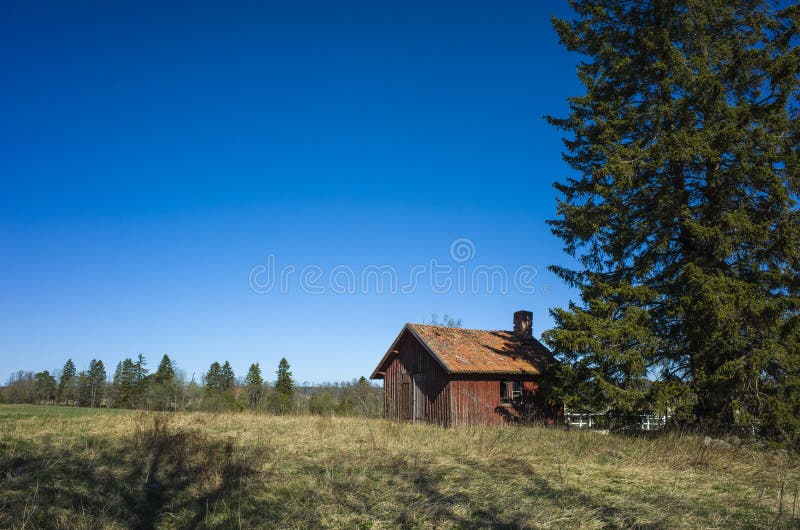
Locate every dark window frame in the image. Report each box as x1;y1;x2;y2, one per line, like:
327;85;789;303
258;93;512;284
500;380;523;404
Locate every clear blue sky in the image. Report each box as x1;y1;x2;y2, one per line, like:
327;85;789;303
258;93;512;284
0;0;581;385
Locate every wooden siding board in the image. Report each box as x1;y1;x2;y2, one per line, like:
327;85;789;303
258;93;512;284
380;330;451;426
448;375;542;426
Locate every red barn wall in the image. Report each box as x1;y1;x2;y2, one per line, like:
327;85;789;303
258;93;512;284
448;377;541;426
382;331;451;425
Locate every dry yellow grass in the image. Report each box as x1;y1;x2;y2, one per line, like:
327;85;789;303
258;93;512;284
0;404;798;529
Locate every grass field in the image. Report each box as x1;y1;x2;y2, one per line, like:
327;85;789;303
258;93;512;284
1;404;798;529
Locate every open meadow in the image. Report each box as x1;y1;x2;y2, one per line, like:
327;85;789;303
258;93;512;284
0;404;798;529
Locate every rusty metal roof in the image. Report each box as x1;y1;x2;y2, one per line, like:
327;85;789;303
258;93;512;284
371;323;551;378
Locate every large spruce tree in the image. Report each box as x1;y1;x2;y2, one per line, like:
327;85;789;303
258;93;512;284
544;0;799;441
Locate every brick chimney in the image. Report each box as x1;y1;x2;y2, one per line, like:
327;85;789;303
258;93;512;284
513;310;533;341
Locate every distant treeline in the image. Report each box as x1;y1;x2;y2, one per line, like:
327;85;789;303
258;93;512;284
0;355;383;417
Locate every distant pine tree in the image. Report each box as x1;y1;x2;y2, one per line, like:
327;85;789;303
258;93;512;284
113;358;137;408
153;355;177;410
87;359;106;408
58;359;77;404
245;363;264;410
205;362;222;395
220;361;235;391
154;355;175;385
132;354;149;408
275;358;294;414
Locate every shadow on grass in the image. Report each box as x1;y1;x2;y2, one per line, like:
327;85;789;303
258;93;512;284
0;415;268;529
320;450;783;529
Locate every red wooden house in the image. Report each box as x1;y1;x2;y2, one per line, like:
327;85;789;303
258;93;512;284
370;310;556;426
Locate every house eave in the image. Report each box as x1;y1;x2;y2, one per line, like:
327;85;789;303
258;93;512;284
369;323;453;379
446;370;541;376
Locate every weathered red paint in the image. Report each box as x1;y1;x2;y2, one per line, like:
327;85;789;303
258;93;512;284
377;328;554;426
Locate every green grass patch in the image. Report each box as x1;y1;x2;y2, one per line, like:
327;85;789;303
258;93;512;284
0;404;130;420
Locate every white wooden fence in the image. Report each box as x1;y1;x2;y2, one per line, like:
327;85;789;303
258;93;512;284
564;412;670;431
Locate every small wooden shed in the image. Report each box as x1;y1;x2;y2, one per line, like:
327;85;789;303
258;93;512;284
370;311;556;426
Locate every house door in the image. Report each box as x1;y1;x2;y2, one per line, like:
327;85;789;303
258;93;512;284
412;373;425;422
400;382;411;420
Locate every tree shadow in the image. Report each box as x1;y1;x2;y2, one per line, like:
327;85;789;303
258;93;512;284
0;415;267;529
336;450;778;529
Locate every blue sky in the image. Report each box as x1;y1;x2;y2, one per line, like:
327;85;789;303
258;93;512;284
0;1;581;384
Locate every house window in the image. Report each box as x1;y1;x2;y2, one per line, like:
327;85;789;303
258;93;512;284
500;381;523;404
